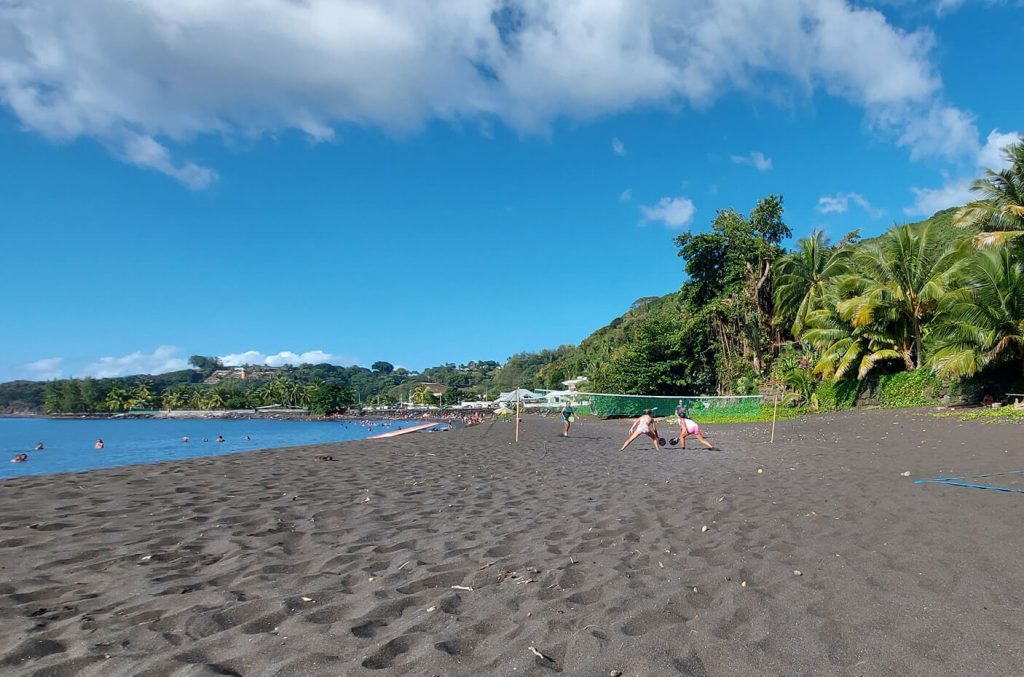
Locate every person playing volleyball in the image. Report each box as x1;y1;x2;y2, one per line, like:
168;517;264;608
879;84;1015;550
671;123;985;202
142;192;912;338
560;402;575;437
620;409;663;452
673;401;715;450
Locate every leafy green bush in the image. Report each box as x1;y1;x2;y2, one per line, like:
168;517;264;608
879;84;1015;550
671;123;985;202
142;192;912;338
876;369;941;408
814;379;858;411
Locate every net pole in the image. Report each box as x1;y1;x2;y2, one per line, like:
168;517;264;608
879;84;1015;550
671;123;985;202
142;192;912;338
770;393;779;443
515;390;521;443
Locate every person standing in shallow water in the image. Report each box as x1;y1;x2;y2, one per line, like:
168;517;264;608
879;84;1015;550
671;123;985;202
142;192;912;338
560;402;575;437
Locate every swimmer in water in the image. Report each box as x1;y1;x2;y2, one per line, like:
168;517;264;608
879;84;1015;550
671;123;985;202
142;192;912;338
34;442;44;451
182;436;190;444
95;439;105;449
11;453;28;463
216;435;225;443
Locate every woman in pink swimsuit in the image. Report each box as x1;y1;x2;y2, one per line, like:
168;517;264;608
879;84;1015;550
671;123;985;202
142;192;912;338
675;401;715;450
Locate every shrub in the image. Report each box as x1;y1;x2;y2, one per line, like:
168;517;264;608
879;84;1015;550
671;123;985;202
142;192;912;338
876;369;941;408
814;379;859;411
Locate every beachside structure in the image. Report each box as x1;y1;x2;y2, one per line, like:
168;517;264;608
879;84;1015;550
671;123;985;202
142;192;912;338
561;376;589;392
495;388;544;404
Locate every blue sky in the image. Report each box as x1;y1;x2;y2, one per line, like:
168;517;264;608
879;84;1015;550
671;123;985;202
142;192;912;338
1;0;1021;381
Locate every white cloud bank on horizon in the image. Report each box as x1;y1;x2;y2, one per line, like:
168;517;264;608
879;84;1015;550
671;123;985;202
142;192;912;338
17;346;358;381
905;128;1021;216
731;151;773;172
0;0;977;186
82;346;189;379
640;196;696;228
20;357;64;380
219;350;355;368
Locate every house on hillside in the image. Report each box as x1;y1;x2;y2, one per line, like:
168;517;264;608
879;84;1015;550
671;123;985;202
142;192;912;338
203;365;279;385
562;376;589;392
418;382;448;396
203;368;243;385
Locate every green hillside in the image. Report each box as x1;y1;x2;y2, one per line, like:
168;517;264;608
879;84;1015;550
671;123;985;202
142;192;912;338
541;203;997;398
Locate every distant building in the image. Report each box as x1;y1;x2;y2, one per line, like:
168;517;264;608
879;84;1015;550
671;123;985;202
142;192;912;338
562;376;589;392
203;368;243;385
203;365;278;385
496;388;543;403
418;382;448;396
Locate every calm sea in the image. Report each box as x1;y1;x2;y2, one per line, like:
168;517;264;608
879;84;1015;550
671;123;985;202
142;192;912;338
0;418;421;480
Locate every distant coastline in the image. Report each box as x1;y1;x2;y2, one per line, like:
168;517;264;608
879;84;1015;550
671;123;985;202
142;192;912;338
1;407;482;421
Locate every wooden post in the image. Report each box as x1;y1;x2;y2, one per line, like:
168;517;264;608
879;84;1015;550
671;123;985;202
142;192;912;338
770;392;779;444
515;390;521;443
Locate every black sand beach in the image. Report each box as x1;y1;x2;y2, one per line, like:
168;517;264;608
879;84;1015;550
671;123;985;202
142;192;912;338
2;409;1023;676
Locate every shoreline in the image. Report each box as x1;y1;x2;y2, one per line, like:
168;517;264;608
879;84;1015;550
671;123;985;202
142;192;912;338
2;410;1023;674
0;408;479;422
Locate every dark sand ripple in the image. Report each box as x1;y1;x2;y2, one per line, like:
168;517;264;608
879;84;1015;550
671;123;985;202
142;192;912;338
1;409;1023;675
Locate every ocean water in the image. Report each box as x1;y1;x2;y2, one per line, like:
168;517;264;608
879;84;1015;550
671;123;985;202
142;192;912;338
0;418;422;480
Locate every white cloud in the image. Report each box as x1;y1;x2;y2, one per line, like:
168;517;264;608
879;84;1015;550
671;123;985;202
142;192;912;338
612;137;626;156
731;151;773;171
219;349;353;368
934;0;967;13
892;104;979;160
21;357;64;380
976;129;1021;171
119;132;217;189
81;346;189;378
0;0;948;185
640;196;696;229
817;192;884;217
620;188;632;202
905;127;1021;215
906;178;973;216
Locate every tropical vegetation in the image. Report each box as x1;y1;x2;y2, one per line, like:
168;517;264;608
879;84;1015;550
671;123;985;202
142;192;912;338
4;137;1024;415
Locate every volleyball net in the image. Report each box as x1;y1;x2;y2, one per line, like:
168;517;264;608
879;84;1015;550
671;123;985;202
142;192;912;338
572;392;764;419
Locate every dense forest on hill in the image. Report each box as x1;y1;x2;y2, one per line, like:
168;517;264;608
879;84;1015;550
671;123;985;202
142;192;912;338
4;139;1023;415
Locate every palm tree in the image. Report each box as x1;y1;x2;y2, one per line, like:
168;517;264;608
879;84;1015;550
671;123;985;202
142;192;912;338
835;222;966;370
187;387;205;410
104;385;132;412
268;376;290;406
412;385;434;405
930;246;1024;378
132;381;154;410
954;137;1024;246
161;389;186;411
203;389;227;410
802;304;910;380
774;229;850;336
